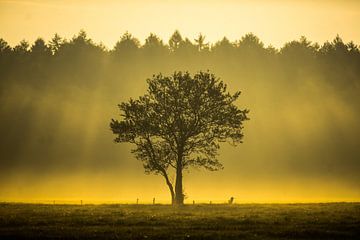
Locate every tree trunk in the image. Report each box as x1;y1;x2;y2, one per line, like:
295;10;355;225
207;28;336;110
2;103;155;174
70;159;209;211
174;155;184;205
161;170;175;204
168;183;175;205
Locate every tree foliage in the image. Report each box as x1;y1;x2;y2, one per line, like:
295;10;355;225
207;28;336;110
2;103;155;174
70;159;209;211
110;71;249;204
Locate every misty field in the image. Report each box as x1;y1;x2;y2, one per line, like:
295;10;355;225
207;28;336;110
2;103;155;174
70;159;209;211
0;203;359;239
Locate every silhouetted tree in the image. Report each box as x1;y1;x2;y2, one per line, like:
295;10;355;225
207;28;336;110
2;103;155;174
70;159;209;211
13;39;30;54
238;33;264;51
0;38;12;91
212;37;235;53
194;33;209;52
71;30;92;45
112;31;140;58
31;38;51;56
0;38;11;54
110;71;249;205
212;37;237;65
142;33;169;57
280;36;318;76
169;30;183;52
347;41;359;55
235;33;269;72
61;30;104;57
49;33;64;54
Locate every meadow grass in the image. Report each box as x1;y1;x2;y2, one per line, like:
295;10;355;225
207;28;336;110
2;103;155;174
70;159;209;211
0;202;359;239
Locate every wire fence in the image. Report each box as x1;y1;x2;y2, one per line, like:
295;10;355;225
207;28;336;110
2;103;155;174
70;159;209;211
0;198;239;205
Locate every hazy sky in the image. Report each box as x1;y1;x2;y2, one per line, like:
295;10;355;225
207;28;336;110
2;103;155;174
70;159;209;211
1;0;360;48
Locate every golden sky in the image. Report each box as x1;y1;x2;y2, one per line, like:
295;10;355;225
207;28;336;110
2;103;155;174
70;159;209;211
1;0;360;48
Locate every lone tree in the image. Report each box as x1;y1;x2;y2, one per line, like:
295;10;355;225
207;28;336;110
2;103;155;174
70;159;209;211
110;71;249;205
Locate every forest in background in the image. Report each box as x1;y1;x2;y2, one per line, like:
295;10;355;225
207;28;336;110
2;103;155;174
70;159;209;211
1;30;360;200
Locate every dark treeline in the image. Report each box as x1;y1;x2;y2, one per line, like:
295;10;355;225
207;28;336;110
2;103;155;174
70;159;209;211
1;30;359;109
1;30;360;91
0;30;360;183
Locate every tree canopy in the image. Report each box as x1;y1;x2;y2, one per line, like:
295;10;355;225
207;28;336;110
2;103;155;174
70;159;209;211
110;71;249;204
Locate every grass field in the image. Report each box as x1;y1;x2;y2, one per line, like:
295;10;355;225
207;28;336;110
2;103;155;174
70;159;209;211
0;203;359;239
